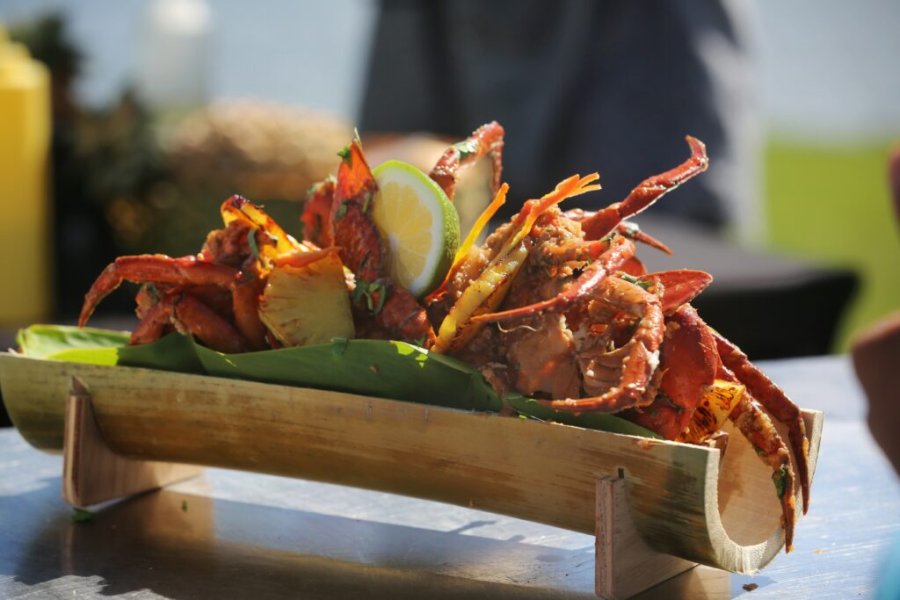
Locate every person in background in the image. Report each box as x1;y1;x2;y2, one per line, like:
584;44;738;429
852;146;900;475
360;0;761;237
851;147;900;600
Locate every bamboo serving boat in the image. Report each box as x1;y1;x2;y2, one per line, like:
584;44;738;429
0;351;822;597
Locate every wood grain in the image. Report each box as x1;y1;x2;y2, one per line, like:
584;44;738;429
0;352;823;576
63;377;203;507
595;476;697;599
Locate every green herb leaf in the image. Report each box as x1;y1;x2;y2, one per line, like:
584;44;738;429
247;228;261;260
369;282;387;315
773;465;788;499
455;139;478;161
618;273;652;291
352;280;387;315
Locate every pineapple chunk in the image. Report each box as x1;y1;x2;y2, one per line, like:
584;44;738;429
259;249;354;347
678;380;745;444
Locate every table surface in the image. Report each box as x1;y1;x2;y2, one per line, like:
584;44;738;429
0;355;897;599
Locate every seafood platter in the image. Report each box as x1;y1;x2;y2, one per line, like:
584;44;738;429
0;122;822;598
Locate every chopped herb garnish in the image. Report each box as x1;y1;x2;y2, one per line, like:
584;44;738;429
337;146;351;161
247;229;261;260
455;139;479;161
335;202;348;220
772;465;788;499
352;280;387;315
370;282;387;314
618;273;652;291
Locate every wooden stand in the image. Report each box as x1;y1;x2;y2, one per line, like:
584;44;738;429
62;378;203;508
59;377;690;599
596;476;697;599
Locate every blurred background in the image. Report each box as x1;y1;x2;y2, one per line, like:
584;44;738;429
0;0;898;424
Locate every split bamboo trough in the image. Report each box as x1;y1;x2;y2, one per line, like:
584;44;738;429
0;352;823;594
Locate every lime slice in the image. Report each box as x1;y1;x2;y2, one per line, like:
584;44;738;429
372;160;460;297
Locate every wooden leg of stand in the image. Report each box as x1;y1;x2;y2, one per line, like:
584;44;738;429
63;377;203;508
595;475;698;599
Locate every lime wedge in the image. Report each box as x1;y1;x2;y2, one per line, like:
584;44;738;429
372;160;460;297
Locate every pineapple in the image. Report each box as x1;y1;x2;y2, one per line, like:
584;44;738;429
259;249;354;347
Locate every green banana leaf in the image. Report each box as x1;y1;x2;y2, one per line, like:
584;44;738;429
15;324;130;359
15;324;658;438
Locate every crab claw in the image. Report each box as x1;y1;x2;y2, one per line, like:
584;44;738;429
624;304;719;438
429;121;505;200
649;270;714;314
78;255;239;328
581;136;709;240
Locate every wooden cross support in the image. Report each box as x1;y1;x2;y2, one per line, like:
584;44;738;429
62;377;203;508
595;476;697;598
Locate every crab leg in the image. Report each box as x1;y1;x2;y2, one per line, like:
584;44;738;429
232;273;269;350
128;291;249;354
566;208;672;254
130;298;175;346
580;136;709;241
471;234;636;324
171;292;249;354
719;365;799;552
713;331;811;513
429;121;505;200
616;222;672;254
79;255;239;327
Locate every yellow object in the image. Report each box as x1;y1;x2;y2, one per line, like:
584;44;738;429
371;160;460;297
0;23;51;325
259;249;355;347
679;380;745;444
